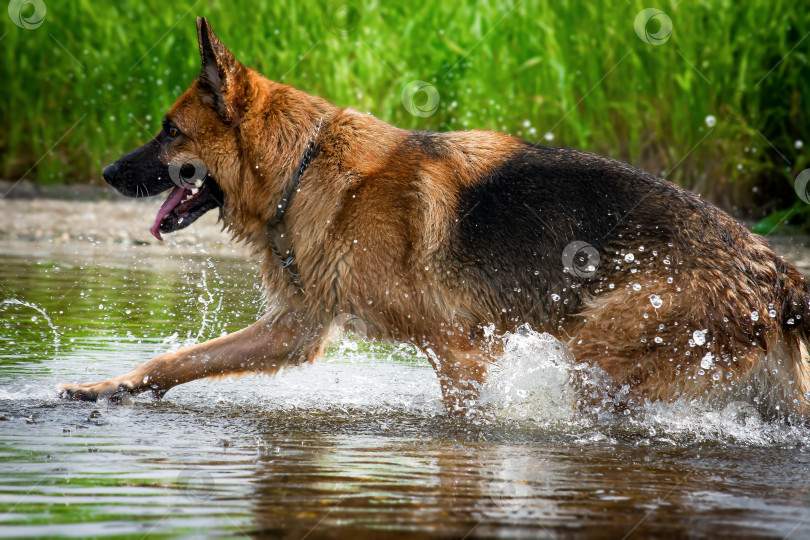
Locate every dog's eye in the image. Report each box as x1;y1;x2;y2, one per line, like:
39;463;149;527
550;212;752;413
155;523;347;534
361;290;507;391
168;127;179;138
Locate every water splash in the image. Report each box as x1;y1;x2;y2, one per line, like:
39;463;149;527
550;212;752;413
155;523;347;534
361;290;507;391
475;325;810;445
477;326;623;424
191;265;219;345
478;328;580;422
0;298;61;357
159;259;230;353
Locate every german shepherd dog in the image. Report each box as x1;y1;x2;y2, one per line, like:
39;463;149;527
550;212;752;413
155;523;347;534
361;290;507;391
61;18;810;421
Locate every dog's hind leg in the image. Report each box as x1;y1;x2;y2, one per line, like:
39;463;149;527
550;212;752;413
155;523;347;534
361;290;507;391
566;279;758;405
59;311;328;402
421;331;494;415
566;275;810;418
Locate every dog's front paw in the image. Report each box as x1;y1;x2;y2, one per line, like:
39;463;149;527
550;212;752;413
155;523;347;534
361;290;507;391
59;380;135;403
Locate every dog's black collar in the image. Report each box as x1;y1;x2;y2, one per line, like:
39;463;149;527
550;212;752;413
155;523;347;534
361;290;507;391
271;117;323;227
269;117;324;291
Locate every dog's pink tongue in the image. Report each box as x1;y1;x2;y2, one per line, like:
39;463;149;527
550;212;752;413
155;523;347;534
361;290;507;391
150;186;187;241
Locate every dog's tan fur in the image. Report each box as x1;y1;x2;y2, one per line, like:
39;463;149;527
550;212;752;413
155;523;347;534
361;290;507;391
61;18;810;420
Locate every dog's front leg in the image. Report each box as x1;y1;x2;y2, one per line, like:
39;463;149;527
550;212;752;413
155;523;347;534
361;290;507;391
59;311;327;402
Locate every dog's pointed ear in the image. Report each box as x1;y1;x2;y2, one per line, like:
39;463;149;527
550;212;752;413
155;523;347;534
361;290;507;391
196;17;244;121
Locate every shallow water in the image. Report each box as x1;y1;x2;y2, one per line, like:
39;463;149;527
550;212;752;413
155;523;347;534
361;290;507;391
3;241;810;538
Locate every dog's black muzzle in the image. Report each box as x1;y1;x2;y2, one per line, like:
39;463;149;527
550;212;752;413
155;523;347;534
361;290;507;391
102;139;173;198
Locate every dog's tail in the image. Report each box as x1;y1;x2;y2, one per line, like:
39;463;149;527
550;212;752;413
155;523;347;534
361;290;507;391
776;255;810;342
770;254;810;420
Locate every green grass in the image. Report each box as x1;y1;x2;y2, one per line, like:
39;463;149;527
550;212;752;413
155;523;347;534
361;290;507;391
1;0;808;225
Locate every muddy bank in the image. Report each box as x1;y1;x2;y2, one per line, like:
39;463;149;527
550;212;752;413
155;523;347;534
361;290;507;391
0;179;114;201
0;198;249;258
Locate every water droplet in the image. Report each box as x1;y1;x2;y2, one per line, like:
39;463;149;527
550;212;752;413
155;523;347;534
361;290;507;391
705;115;716;128
751;311;759;322
693;330;707;346
768;309;777;318
700;352;715;370
624;253;635;263
551;294;560;302
649;294;663;308
633;283;641;291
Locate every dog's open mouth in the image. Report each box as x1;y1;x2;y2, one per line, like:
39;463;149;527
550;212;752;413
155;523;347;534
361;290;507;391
150;176;223;241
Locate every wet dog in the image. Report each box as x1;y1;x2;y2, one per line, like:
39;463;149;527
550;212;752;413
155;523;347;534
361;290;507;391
61;17;810;420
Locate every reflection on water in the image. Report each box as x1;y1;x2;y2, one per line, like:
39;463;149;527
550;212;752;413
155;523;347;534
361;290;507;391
2;243;810;538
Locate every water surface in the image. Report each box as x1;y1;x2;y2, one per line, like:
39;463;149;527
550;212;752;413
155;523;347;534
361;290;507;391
3;241;810;538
